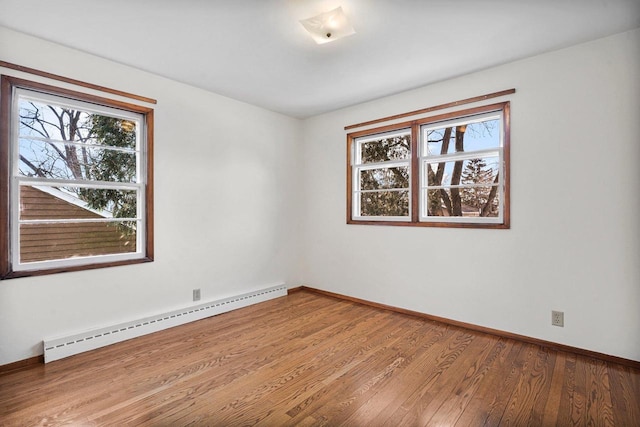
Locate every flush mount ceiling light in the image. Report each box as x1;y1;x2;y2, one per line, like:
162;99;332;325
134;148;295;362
300;6;355;45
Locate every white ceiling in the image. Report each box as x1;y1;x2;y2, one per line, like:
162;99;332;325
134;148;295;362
1;0;638;118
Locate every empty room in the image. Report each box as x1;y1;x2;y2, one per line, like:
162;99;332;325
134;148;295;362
1;1;639;425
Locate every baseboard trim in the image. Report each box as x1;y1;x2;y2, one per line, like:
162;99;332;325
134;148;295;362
0;355;44;374
299;286;640;369
5;285;637;371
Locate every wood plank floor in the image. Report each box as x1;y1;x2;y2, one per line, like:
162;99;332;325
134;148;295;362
1;291;639;426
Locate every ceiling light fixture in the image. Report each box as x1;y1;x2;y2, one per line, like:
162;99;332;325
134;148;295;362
300;6;355;45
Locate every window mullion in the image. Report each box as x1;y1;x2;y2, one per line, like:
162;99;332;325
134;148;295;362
427;183;500;190
355;159;410;169
19;135;138;154
411;122;419;222
357;188;409;194
18;176;141;191
423;147;501;163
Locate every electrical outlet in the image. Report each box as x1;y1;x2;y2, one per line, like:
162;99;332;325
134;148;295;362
552;310;564;327
193;289;201;302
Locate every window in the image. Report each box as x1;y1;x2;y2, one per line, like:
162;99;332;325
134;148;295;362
347;102;509;228
1;76;154;278
352;128;412;220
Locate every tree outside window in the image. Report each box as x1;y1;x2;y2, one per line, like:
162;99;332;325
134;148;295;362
347;102;509;228
1;76;154;279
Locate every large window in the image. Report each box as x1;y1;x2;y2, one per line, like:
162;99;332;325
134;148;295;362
347;102;509;228
1;76;154;278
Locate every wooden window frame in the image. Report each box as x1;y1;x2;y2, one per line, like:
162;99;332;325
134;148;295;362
351;127;413;222
347;102;510;229
0;76;154;279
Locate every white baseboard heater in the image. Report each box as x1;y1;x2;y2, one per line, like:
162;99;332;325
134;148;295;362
43;284;288;363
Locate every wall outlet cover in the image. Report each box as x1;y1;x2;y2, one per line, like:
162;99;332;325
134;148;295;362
552;310;564;327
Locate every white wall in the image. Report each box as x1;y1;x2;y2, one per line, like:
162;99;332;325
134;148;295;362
300;28;640;362
0;27;303;365
1;26;638;366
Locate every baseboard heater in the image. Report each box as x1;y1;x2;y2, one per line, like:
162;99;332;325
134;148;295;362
43;284;288;363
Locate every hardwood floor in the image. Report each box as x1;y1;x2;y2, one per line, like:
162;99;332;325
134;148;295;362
1;291;639;426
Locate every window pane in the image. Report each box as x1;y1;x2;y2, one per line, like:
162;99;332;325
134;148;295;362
359;132;410;163
20;221;137;263
360;190;409;217
425;187;500;217
20;185;137;220
424;119;500;156
19;99;137;149
424;156;499;187
18;138;137;183
360;166;409;190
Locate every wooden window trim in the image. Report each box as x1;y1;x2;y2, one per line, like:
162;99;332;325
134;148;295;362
347;102;510;229
345;88;515;131
0;61;157;105
0;75;154;279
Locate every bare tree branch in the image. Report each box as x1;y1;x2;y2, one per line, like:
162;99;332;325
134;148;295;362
19;155;47;177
